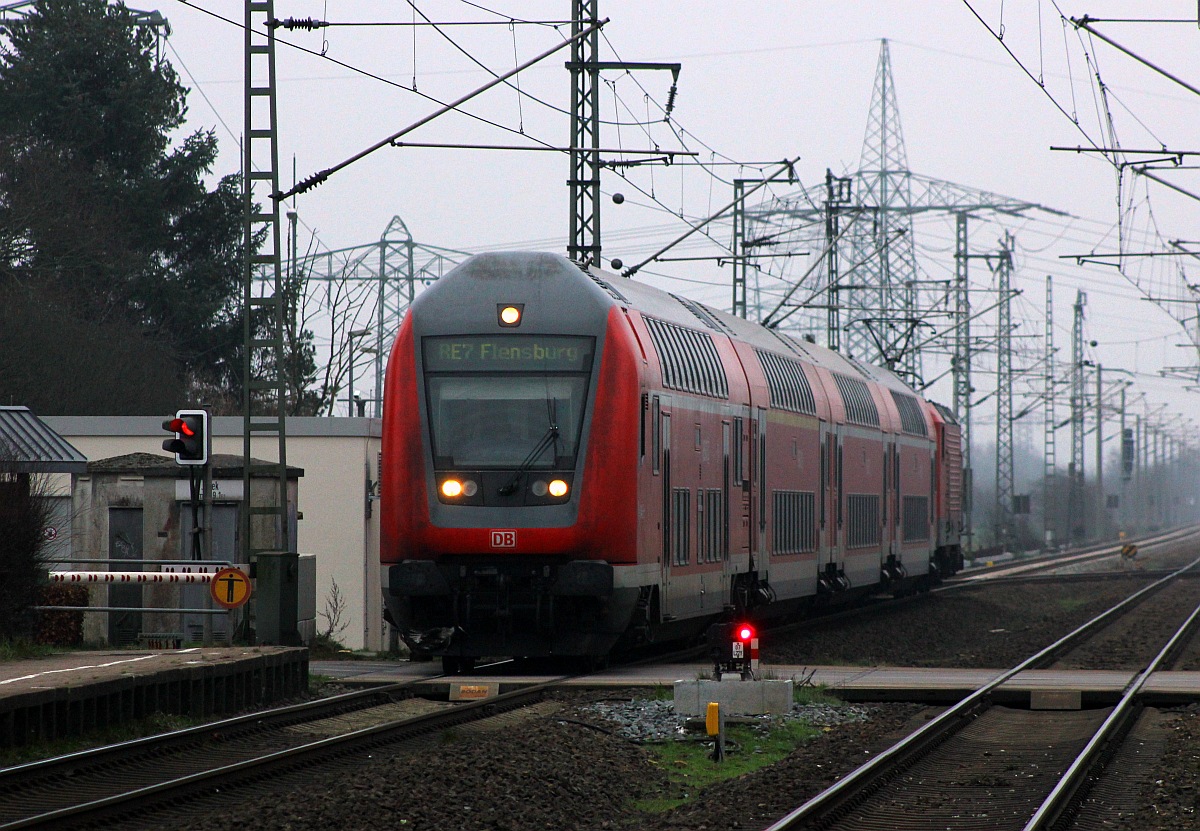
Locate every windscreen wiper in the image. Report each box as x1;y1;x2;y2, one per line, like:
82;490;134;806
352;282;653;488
497;425;560;495
498;398;561;496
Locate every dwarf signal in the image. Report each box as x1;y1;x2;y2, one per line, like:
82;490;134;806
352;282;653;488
707;620;759;681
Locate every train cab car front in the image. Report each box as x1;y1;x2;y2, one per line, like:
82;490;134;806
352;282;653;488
380;252;645;665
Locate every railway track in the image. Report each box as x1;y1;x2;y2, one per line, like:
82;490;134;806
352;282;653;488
762;554;1200;831
0;666;569;830
954;525;1200;583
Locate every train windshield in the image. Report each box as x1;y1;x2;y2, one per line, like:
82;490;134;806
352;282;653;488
423;335;595;469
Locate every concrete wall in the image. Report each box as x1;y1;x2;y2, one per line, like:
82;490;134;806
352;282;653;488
43;417;384;651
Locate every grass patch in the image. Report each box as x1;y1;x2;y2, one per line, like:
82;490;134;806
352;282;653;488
634;719;822;813
644;684;674;702
793;684;840;706
1055;597;1089;613
0;639;55;662
0;711;199;768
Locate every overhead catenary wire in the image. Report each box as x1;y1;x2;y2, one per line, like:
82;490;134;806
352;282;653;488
277;17;609;200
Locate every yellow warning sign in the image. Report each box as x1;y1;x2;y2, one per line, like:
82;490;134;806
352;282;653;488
449;682;498;701
210;567;252;609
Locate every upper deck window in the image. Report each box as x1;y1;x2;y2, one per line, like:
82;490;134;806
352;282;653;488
832;373;880;427
890;390;929;436
644;317;728;399
756;350;816;415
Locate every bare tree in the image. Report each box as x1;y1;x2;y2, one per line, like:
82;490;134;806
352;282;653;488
0;442;53;640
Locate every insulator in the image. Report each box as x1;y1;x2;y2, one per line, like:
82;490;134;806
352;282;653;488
275;17;328;31
664;84;678;119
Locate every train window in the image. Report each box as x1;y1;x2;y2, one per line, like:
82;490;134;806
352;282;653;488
890;390;928;436
756;350;816;415
832;374;880;427
903;496;930;541
701;488;724;562
422;335;594;470
695;425;702;451
643;316;729;399
773;491;817;554
672;488;690;565
847;495;881;548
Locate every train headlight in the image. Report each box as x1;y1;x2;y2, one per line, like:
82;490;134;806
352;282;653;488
531;480;549;497
437;476;480;504
497;304;524;327
548;479;569;498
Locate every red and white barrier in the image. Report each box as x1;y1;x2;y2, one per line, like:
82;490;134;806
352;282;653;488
49;572;216;585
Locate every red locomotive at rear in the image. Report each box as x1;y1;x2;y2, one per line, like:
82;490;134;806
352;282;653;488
380;251;963;671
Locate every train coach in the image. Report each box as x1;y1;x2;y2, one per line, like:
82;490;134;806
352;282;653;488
380;251;963;671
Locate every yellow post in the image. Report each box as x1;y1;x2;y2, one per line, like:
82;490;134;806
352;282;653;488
706;701;725;762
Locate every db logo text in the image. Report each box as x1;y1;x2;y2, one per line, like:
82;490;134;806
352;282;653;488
490;529;517;548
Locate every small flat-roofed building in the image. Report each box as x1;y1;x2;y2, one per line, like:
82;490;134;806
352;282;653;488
71;452;303;646
43;416;383;650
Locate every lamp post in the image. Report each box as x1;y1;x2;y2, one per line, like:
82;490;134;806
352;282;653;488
348;328;372;417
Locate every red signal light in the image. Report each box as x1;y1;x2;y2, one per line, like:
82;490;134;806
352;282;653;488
161;409;209;466
735;624;755;642
166;418;195;437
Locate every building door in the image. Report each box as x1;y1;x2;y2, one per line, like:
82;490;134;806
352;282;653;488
107;507;142;646
180;503;240;642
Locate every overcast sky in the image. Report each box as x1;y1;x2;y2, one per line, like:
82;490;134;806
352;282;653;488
155;1;1200;439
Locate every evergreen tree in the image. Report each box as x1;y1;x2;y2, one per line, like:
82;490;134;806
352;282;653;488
0;0;316;414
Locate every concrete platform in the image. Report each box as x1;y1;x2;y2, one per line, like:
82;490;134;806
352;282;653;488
310;660;1200;706
0;647;308;747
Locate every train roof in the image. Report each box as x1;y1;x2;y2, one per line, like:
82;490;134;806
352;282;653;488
582;261;920;398
426;251;944;409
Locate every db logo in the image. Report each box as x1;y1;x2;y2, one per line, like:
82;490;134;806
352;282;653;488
490;529;517;548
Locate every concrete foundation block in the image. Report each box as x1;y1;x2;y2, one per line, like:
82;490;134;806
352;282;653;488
673;678;793;717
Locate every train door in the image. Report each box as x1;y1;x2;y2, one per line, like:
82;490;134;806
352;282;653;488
733;411;751;563
894;440;903;559
656;398;675;618
721;419;734;587
758;410;768;571
818;421;830;567
885;439;896;559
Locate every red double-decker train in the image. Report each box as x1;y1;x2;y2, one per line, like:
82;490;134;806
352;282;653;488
380;251;963;671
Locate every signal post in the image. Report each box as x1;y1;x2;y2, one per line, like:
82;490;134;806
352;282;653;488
162;408;215;643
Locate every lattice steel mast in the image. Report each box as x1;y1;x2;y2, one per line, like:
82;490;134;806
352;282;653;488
1070;290;1088;541
568;0;601;266
1043;275;1056;549
993;233;1014;550
242;0;289;559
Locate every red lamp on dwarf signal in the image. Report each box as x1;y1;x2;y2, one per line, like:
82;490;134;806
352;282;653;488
162;409;209;466
735;623;756;643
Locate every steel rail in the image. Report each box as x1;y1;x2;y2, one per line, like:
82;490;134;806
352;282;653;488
953;524;1200;583
1;674;570;830
1023;581;1200;830
0;679;427;790
762;554;1200;831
